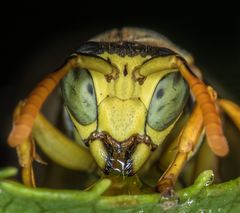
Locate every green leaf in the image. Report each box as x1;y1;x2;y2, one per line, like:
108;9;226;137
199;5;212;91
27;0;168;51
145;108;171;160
0;168;239;213
0;167;17;180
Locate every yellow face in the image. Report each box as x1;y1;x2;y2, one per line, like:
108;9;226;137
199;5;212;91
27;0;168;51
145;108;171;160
61;52;189;175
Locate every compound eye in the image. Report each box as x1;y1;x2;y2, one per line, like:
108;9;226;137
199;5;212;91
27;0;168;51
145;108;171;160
147;72;189;131
61;68;97;125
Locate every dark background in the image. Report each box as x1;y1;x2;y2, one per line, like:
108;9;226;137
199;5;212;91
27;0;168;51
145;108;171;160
1;2;240;168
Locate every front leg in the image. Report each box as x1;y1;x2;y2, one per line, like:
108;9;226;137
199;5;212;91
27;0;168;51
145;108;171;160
218;99;240;130
11;101;96;187
32;112;96;171
12;102;36;187
156;104;203;196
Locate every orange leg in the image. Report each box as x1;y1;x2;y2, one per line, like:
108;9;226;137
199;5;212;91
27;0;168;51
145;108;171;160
218;99;240;131
12;102;47;187
156;104;203;195
12;102;36;187
16;137;36;187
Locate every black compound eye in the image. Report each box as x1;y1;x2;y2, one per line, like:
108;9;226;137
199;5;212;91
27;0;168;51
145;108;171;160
61;68;97;125
147;72;189;131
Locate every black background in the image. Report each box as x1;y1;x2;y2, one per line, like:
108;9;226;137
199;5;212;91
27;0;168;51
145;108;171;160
1;2;240;168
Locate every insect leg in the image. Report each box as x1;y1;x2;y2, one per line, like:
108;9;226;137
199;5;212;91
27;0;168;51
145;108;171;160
156;104;203;195
32;112;96;171
12;102;36;187
218;99;240;130
16;137;36;187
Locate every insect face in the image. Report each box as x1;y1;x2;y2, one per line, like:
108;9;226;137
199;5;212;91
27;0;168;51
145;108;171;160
61;49;189;176
8;28;232;193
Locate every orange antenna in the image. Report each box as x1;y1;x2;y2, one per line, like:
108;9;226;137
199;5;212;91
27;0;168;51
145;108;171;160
8;56;79;147
175;56;229;157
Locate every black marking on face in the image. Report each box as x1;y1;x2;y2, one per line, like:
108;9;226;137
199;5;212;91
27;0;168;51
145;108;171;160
156;88;164;99
123;64;128;76
76;41;176;57
87;83;94;95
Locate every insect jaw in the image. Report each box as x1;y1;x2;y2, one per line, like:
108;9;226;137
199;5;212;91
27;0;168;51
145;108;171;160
84;131;157;176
